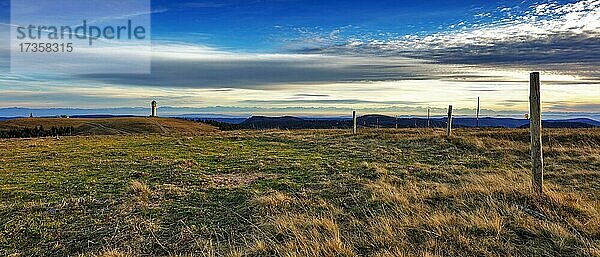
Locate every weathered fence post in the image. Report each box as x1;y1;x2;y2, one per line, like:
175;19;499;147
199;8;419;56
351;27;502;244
529;72;544;195
395;115;398;129
427;108;430;128
353;111;357;134
446;105;453;138
476;97;480;128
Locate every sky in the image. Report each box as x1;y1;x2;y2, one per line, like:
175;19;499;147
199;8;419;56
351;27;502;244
0;0;599;117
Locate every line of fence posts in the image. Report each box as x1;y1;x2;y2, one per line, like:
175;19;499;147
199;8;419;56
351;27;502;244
348;72;542;196
351;105;452;133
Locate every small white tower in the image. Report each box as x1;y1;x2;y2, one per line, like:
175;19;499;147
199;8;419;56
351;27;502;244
151;100;157;117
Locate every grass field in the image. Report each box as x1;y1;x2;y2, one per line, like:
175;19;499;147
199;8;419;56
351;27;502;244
1;128;599;256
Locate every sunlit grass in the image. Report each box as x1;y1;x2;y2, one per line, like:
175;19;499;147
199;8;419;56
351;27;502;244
0;128;598;256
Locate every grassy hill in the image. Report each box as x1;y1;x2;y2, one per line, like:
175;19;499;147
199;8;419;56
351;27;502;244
0;128;599;256
0;117;217;136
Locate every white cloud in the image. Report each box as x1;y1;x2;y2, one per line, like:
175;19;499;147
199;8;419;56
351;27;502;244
381;0;599;50
9;1;594;77
301;0;600;78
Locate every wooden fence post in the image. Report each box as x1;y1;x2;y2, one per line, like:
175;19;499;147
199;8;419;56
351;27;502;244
446;105;453;138
476;97;480;128
353;111;357;134
395;115;398;129
427;108;430;128
530;72;544;195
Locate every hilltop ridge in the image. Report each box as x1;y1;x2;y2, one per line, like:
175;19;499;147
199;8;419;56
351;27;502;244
0;117;217;137
236;115;600;129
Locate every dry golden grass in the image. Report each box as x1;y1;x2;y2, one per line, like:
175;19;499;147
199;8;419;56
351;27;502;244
130;180;151;201
91;249;131;257
0;128;598;256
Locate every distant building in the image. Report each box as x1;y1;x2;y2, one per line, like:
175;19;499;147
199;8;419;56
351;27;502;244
151;100;157;117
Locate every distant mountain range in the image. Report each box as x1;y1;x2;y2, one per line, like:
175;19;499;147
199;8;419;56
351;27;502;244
240;116;352;129
519;121;599;128
184;117;248;124
1;110;599;129
236;115;600;129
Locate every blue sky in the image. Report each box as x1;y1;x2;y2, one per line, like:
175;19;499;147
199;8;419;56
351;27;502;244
0;0;599;117
149;0;549;51
150;0;496;50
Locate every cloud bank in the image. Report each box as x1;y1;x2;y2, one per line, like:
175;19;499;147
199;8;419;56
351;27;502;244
68;0;600;89
297;0;600;79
